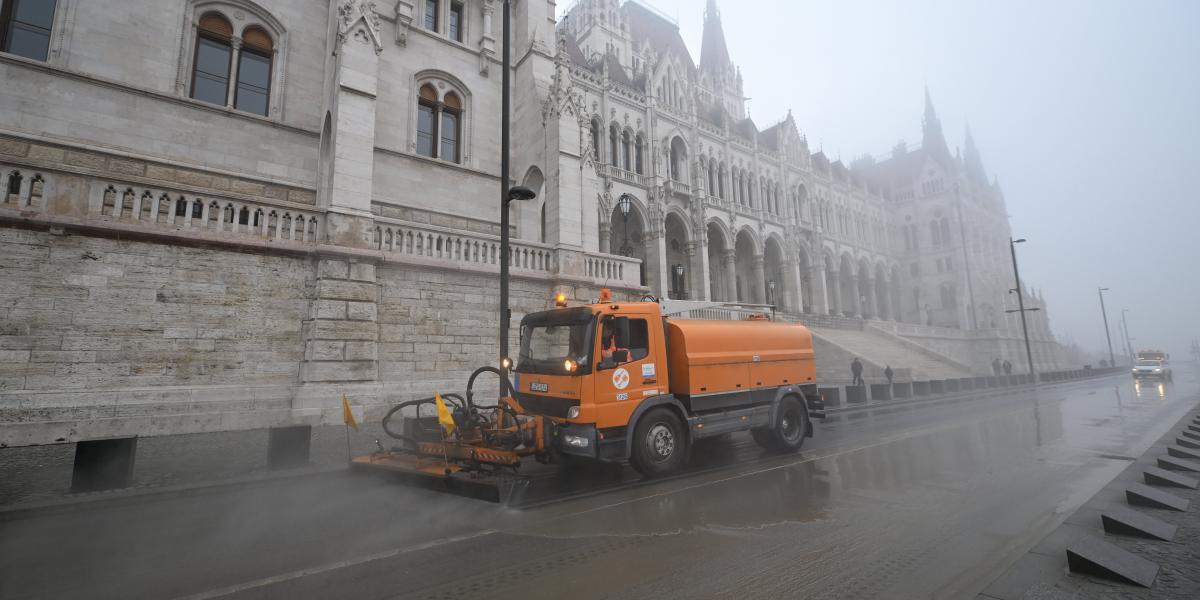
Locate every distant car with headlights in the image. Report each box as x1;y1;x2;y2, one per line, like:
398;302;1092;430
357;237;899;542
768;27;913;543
1132;357;1171;381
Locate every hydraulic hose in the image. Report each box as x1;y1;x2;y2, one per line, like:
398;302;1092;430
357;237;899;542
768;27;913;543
380;393;466;445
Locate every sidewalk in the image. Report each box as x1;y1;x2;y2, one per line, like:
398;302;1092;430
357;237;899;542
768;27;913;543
977;397;1200;599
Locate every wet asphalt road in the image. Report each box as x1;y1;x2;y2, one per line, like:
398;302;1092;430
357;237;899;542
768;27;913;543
1;368;1197;600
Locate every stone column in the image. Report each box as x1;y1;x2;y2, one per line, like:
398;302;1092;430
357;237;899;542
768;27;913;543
849;274;861;318
646;231;668;297
752;255;767;304
863;276;877;320
688;240;707;301
298;258;380;419
882;277;895;321
811;262;828;315
599;221;611;254
784;259;803;313
828;269;841;315
723;250;737;303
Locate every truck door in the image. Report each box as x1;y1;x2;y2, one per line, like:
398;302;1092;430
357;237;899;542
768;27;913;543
595;315;662;429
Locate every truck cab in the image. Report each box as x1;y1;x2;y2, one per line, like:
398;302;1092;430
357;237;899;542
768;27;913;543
1132;350;1172;381
511;292;821;477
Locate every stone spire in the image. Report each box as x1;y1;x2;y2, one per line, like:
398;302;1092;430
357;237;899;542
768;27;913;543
922;86;953;167
963;122;989;185
699;0;731;75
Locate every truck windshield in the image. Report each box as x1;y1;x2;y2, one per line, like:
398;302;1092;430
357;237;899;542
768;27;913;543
1136;360;1161;367
517;307;595;375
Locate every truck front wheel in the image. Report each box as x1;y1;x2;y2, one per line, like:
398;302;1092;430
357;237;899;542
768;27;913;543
630;407;689;477
752;396;808;452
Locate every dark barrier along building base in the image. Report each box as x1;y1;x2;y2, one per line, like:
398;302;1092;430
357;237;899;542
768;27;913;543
1126;483;1189;511
267;425;313;470
1066;536;1159;587
818;387;841;408
845;385;868;404
929;380;945;394
912;381;930;396
1101;506;1176;541
893;382;913;398
945;379;961;393
870;383;892;401
71;436;138;493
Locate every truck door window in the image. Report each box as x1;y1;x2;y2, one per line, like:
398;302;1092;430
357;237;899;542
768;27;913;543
600;317;649;366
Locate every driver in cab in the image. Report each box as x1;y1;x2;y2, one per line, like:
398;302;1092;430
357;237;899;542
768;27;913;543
601;322;630;365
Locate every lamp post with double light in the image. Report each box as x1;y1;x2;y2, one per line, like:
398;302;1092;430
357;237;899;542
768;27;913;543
1007;237;1038;379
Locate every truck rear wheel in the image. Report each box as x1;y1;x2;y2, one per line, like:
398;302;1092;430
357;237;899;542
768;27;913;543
752;396;808;452
630;407;689;477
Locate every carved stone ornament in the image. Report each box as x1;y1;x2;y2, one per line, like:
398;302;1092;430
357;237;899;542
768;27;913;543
394;1;414;46
338;0;384;54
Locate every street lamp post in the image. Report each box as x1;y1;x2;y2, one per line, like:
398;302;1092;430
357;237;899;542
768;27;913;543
618;193;633;256
1121;308;1135;365
767;279;776;306
672;263;686;300
1007;237;1038;379
1098;287;1115;368
497;0;536;387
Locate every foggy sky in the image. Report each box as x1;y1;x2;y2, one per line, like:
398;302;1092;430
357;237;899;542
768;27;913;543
560;0;1200;360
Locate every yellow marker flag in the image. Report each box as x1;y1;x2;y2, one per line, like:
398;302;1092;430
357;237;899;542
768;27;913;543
341;394;358;431
434;392;456;436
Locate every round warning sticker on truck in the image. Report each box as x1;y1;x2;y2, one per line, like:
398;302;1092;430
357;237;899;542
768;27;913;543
612;367;630;390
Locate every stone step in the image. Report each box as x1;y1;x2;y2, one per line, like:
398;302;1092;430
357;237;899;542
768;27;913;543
1126;483;1189;511
1143;467;1199;489
1181;429;1200;441
1157;455;1200;473
1168;445;1200;460
1177;437;1200;450
1100;506;1177;541
1065;536;1158;587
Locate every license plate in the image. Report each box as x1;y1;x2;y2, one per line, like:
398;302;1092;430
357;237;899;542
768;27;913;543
530;382;549;392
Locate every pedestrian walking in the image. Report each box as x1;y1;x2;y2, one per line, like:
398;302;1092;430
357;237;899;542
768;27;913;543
851;357;864;386
1003;360;1012;375
884;365;894;386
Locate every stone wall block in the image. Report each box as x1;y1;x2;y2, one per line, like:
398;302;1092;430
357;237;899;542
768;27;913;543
27;145;64;162
0;139;30;157
344;341;377;361
65;150;106;169
349;262;376;282
231;180;265;196
317;280;376;302
108;158;146;176
317;260;350;280
307;341;345;361
303;360;376;382
311;319;377;341
0;350;31;363
314;299;347;320
145;164;176;181
176;170;213;188
346;301;377;321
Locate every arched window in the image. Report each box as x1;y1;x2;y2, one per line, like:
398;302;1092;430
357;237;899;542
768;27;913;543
707;160;716;195
415;82;464;163
189;11;277;116
940;218;951;245
416;84;438;157
191;13;234;107
0;0;58;61
930;220;941;246
234;27;273;116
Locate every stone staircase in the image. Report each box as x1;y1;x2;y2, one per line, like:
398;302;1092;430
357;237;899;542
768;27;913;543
810;326;973;384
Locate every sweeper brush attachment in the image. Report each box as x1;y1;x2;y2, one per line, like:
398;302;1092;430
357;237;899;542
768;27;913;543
350;367;543;504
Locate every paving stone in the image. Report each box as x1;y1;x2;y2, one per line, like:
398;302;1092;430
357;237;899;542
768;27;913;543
1100;505;1177;541
1157;455;1200;473
1065;535;1158;587
1142;467;1199;489
1125;483;1189;511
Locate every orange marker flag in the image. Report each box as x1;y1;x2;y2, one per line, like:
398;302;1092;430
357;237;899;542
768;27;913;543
434;392;456;436
342;394;358;432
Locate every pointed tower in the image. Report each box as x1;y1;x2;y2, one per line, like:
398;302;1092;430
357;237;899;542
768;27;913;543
922;86;953;167
963;122;989;185
698;0;744;118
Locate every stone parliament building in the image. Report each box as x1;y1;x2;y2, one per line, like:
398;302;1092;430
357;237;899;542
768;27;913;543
0;0;1066;449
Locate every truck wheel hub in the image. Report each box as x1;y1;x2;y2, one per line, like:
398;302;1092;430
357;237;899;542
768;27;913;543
648;424;674;459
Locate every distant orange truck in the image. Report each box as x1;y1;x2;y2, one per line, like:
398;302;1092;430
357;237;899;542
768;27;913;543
513;292;823;476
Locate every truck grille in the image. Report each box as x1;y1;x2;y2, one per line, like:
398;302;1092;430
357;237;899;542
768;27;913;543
515;393;579;418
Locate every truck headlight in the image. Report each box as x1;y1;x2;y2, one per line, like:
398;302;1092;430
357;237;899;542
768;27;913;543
567;406;580;419
1153;368;1162;372
563;434;589;448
